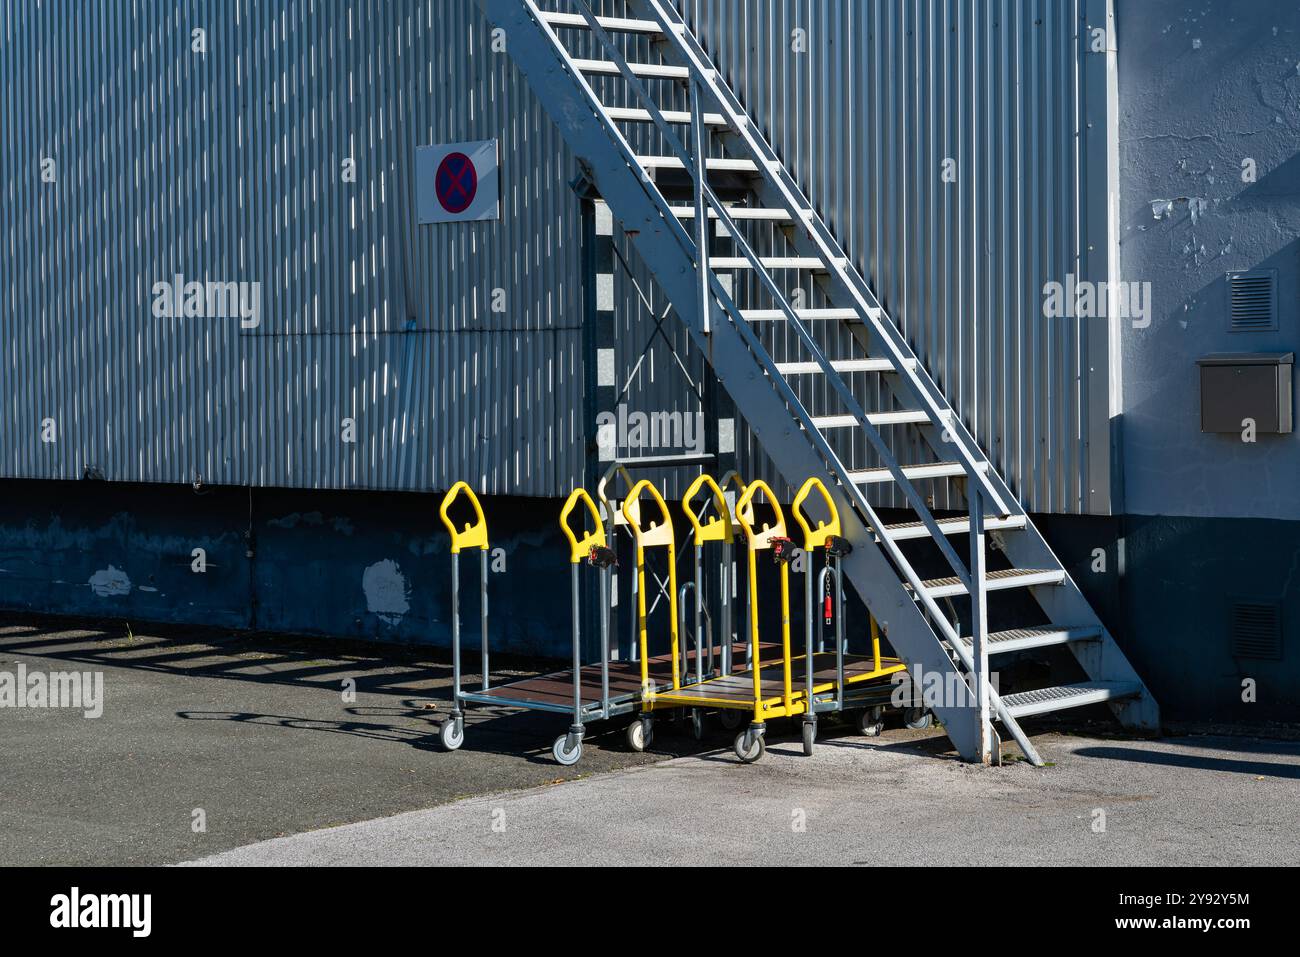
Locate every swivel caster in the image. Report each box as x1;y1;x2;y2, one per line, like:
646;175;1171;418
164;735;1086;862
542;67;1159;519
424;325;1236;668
734;726;766;764
689;708;705;741
552;726;583;766
904;707;934;730
626;716;653;752
858;706;885;737
801;719;817;756
439;714;465;751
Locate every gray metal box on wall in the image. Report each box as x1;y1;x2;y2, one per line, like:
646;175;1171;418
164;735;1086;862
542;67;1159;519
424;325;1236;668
1197;354;1294;434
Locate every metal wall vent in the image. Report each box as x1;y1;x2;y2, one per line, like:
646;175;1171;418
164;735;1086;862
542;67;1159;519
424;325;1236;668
1228;270;1278;332
1231;602;1282;660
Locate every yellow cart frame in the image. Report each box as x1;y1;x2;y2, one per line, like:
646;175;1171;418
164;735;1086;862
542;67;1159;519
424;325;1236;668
623;479;679;752
642;478;908;763
681;473;732;686
435;482;491;752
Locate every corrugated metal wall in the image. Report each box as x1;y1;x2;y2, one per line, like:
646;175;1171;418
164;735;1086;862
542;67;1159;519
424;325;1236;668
1;0;583;495
678;0;1099;513
2;0;1104;512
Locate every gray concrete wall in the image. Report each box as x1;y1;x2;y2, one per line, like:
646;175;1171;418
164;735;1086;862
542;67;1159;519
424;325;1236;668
1117;0;1300;520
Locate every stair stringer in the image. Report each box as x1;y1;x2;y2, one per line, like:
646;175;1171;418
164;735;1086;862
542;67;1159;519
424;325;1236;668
475;0;984;761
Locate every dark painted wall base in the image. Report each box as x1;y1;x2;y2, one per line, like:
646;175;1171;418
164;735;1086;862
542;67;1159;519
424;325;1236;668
0;479;573;658
1;479;1295;722
1039;513;1298;723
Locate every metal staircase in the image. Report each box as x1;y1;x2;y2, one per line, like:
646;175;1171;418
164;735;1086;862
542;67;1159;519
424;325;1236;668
477;0;1158;765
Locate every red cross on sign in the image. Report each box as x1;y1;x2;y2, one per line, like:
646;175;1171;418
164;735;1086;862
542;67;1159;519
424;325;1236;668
435;152;478;215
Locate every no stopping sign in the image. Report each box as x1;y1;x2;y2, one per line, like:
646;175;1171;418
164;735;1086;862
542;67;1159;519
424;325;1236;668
418;140;500;223
436;153;478;215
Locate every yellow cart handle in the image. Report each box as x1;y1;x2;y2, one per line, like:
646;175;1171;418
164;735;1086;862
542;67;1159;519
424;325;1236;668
682;474;733;546
597;462;638;529
792;477;842;550
623;479;680;696
735;479;794;716
735;479;787;550
560;488;607;564
719;469;754;529
439;482;489;554
622;480;675;550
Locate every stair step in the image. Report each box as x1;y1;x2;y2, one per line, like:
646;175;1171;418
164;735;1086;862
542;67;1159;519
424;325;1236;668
742;308;871;322
812;411;931;430
882;514;1027;541
637;155;759;173
606;106;728;126
671;207;793;222
537;11;663;34
776;358;903;376
711;256;841;271
1002;681;1142;719
849;461;988;485
919;567;1065;599
574;58;691;80
958;626;1102;655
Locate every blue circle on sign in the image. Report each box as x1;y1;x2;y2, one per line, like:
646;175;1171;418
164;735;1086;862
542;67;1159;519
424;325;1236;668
436;152;478;215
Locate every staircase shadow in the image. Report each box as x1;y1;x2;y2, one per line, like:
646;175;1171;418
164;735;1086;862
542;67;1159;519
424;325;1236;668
1074;745;1300;780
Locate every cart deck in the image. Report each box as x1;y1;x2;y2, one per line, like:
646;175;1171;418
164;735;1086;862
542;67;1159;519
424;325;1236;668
648;651;908;716
459;642;779;719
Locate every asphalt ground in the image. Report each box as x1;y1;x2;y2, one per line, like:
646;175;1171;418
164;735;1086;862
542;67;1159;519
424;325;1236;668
3;614;1296;867
187;731;1300;867
0;615;707;865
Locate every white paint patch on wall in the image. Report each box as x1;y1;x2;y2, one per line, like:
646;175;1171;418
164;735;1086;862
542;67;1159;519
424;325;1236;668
362;560;411;625
89;566;132;597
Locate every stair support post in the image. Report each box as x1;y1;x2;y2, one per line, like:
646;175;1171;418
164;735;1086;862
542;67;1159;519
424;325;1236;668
970;492;992;765
689;79;711;335
580;194;619;662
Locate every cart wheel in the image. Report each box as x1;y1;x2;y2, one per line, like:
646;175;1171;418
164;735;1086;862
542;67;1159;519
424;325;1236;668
690;709;705;741
733;730;766;764
857;708;884;737
552;734;583;766
904;707;934;730
626;719;652;752
801;721;816;756
439;718;464;751
718;709;745;731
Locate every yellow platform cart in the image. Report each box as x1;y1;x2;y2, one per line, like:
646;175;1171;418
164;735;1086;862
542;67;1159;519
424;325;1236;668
621;478;679;753
436;484;642;764
637;478;908;763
